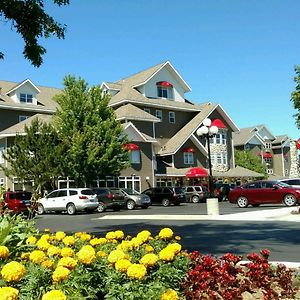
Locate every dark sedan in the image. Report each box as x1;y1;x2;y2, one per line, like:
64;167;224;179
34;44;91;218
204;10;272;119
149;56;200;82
229;180;300;208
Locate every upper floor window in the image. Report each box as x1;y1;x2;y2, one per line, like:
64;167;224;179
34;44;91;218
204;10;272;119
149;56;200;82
156;81;173;99
130;150;140;164
210;152;227;165
210;131;227;145
169;112;175;123
0;147;5;164
144;108;150;114
183;152;194;165
19;115;29;122
265;142;272;149
20;93;33;103
155;110;162;121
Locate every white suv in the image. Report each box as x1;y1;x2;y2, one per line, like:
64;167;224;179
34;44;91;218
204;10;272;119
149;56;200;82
278;178;300;188
37;188;98;215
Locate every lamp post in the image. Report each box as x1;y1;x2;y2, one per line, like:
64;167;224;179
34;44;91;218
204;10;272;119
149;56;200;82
196;118;219;198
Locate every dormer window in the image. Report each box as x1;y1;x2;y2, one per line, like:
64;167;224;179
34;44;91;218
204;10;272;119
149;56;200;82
20;93;33;103
156;81;173;99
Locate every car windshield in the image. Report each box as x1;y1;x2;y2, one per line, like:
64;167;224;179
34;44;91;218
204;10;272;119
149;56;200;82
276;182;290;188
174;187;184;193
15;192;32;200
122;189;140;195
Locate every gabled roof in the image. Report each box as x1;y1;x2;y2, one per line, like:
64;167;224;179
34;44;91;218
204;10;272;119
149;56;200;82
101;82;121;91
272;135;291;149
0;80;59;111
123;122;157;143
0;113;53;138
6;79;40;94
233;126;265;146
115;104;160;122
116;61;191;92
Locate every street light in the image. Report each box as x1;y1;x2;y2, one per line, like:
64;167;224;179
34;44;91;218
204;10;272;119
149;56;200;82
196;118;218;197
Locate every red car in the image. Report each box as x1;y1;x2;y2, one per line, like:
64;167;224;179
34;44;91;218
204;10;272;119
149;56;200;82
4;191;32;213
228;180;300;208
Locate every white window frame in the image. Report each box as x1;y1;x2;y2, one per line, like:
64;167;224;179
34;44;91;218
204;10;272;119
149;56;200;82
130;150;141;164
265;142;272;149
222;153;228;165
0;178;4;186
267;169;273;174
169;111;175;123
155;110;162;121
118;176;141;192
0;147;4;164
210;131;227;145
157;86;173;99
183;152;194;165
20;93;33;103
264;157;272;164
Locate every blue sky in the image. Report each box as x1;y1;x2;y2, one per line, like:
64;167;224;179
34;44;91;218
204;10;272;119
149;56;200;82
1;0;300;139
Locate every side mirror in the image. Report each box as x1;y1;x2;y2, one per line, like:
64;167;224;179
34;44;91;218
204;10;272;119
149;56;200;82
273;185;279;190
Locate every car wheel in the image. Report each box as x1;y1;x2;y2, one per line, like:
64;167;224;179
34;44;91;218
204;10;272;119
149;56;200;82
66;203;76;215
37;204;45;215
191;196;200;203
283;194;297;207
252;204;260;207
237;196;249;208
126;200;136;210
162;198;170;207
97;202;106;213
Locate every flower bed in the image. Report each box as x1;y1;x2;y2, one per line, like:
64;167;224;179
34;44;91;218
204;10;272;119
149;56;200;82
0;215;299;299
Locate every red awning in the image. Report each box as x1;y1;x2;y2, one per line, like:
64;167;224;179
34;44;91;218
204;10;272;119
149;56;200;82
297;138;300;150
211;118;227;129
182;147;195;153
186;167;209;178
156;81;173;88
263;153;272;158
123;143;140;151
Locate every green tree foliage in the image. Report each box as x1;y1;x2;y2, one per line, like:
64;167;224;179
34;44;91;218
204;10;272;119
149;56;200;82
291;65;300;128
1;118;62;194
0;0;69;67
234;149;267;178
54;76;130;186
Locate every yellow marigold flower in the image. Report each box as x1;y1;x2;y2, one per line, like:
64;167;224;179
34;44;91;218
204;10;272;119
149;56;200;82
26;236;37;245
108;250;126;264
97;237;107;244
127;263;147;279
80;233;91;241
44;228;51;232
140;253;158;267
57;257;77;270
175;235;181;241
62;236;76;246
158;228;173;240
0;246;9;259
131;237;144;248
97;251;106;257
0;286;19;300
40;234;50;241
90;238;101;246
115;259;132;273
159;248;175;262
52;266;70;283
21;252;30;260
55;231;66;241
136;230;151;242
1;261;26;282
29;250;46;264
145;245;154;253
36;239;51;251
47;246;61;257
41;259;54;269
60;247;74;257
77;246;96;265
166;243;181;254
105;231;116;240
42;289;67;300
114;230;125;240
161;289;179;300
117;240;133;251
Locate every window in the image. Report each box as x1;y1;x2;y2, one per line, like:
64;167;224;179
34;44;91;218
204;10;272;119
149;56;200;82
184;152;194;164
169;111;175;123
155;110;162;121
20;93;33;103
144;108;150;114
211;152;227;165
130;150;140;164
0;147;4;164
157;86;173;99
19;115;29;122
264;158;272;164
69;190;77;196
265;142;272;149
210;132;227;145
267;169;273;174
222;153;227;165
217;153;222;164
0;178;4;186
58;190;67;197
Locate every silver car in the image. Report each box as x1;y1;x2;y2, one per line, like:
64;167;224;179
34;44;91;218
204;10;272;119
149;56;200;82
37;188;98;215
121;188;151;210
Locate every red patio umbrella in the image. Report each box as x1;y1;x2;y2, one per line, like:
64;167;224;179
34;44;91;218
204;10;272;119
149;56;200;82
186;167;209;178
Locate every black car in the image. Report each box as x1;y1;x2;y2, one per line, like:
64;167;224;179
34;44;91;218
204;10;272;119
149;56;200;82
92;187;126;212
141;187;185;206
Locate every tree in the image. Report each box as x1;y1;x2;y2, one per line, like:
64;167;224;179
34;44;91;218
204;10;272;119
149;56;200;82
54;76;130;187
0;0;69;67
1;118;62;196
234;149;267;177
291;65;300;128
